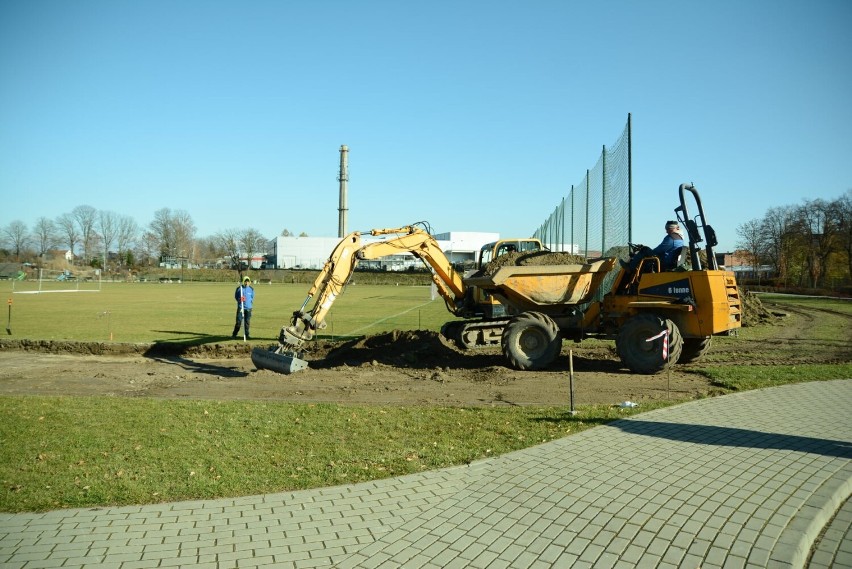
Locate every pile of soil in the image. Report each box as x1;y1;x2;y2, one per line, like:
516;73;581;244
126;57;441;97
482;251;588;275
740;290;776;327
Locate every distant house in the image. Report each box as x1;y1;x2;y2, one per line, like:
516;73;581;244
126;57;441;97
721;251;775;280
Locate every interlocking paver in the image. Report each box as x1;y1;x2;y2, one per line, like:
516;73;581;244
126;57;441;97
1;379;850;568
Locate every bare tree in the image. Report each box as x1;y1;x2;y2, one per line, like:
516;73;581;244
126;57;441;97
149;208;196;265
135;230;163;267
56;213;80;260
735;219;766;281
115;215;139;267
792;198;843;288
32;217;59;265
239;229;268;274
761;205;796;285
72;205;98;265
839;189;852;282
213;229;241;270
1;220;30;260
97;210;119;271
172;210;196;265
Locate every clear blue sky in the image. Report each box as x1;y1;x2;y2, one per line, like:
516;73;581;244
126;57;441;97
2;0;850;252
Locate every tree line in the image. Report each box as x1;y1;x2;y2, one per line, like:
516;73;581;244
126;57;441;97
0;205;304;272
735;190;851;289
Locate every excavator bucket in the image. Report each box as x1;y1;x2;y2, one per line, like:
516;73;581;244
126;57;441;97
251;345;309;374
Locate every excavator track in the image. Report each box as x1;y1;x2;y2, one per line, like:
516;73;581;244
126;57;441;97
441;319;508;349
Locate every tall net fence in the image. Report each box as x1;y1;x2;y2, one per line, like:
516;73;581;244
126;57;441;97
533;115;631;259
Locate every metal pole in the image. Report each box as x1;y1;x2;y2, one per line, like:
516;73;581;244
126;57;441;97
601;144;607;255
569;350;576;415
627;113;633;244
585;171;590;257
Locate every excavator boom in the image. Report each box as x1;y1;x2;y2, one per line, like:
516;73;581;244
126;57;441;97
252;224;467;374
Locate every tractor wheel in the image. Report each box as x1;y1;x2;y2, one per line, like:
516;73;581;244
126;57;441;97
616;314;683;374
501;312;561;370
679;336;713;364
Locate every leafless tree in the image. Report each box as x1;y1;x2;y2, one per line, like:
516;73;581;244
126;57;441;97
239;228;268;274
136;231;160;267
97;210;119;270
72;205;98;264
761;205;796;285
115;215;139;267
56;213;80;259
791;198;844;288
213;229;240;270
32;217;59;264
735;219;766;280
1;220;30;260
172;210;196;264
838;189;852;282
149;208;196;264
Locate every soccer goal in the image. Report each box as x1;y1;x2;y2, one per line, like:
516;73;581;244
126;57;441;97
11;268;102;294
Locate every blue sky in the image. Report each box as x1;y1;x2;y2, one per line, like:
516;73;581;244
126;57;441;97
1;0;850;252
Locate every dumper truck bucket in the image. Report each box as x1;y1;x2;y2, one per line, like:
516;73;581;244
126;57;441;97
251;345;309;374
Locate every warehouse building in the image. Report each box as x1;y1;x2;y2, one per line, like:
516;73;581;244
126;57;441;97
265;231;500;271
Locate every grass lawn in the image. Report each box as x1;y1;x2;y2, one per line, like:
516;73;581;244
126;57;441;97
3;280;451;343
1;285;849;512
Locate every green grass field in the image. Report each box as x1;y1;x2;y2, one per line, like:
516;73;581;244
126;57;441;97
2;284;850;512
3;280;452;343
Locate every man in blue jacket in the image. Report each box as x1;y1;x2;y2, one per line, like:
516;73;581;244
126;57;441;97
232;276;255;340
626;221;685;271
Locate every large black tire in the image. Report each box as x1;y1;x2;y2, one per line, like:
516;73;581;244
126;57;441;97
616;314;683;374
501;312;561;370
679;336;713;364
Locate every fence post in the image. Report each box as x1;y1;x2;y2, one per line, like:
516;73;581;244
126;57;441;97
585;170;590;257
601;144;607;255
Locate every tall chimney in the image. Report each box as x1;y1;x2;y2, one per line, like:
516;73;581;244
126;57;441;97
338;145;349;237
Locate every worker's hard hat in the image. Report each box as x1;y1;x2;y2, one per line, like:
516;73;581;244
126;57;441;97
243;276;251;282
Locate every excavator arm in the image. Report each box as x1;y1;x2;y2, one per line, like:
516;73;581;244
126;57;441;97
279;224;467;348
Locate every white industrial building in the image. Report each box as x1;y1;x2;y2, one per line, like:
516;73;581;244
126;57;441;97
266;231;500;271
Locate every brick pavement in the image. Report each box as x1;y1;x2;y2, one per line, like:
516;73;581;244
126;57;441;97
1;379;850;568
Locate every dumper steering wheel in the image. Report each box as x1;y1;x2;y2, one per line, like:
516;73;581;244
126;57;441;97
628;242;645;255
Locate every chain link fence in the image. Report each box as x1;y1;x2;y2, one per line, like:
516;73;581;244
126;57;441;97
533;115;631;259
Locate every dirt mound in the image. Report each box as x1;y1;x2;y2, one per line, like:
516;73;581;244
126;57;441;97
299;330;466;369
483;251;588;275
740;290;776;327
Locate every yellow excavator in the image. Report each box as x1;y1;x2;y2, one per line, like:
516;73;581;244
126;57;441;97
252;183;741;375
250;224;543;373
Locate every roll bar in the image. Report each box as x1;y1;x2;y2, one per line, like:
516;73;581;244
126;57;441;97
673;183;719;270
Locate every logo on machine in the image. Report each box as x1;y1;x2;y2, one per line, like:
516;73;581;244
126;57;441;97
640;278;692;299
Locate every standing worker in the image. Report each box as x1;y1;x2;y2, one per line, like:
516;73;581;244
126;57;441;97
232;276;255;340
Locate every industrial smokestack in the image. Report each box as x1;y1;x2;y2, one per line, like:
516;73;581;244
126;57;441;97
338;145;349;238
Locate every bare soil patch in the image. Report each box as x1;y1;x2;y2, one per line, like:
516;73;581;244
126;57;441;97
4;293;845;407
